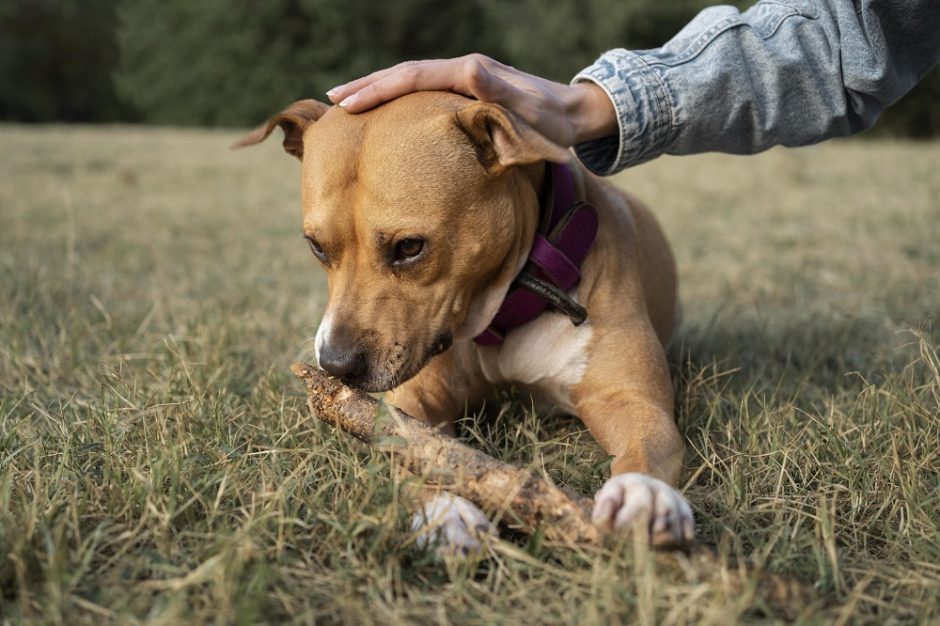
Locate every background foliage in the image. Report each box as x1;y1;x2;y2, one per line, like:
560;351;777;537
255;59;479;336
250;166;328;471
1;0;937;135
0;0;127;122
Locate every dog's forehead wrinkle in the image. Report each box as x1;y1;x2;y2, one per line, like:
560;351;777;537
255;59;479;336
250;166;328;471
360;159;471;207
353;189;460;242
302;198;353;246
301;183;358;250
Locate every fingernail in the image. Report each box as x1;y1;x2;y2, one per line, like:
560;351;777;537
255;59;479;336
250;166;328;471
326;86;342;98
338;94;358;108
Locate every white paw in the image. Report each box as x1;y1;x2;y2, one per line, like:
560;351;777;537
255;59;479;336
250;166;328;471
411;493;496;556
592;473;695;546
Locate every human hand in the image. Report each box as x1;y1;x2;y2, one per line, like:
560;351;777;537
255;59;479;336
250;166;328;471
326;54;617;148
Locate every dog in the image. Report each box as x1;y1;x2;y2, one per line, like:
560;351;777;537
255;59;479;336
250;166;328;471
236;92;693;551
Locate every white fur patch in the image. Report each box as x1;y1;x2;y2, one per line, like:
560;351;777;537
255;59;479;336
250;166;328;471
477;312;592;412
411;493;496;556
592;473;694;546
314;313;333;365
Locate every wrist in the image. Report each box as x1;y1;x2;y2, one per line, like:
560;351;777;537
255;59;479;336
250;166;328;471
565;81;617;145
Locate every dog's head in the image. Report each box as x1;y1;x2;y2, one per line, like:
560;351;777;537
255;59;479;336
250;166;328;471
235;92;568;391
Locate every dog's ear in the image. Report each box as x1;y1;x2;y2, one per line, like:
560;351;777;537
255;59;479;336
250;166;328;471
231;99;331;159
455;102;569;172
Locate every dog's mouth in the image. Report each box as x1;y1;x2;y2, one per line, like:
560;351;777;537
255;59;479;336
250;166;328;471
347;330;454;393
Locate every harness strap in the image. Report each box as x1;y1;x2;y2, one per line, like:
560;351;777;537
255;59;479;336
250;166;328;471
474;162;599;346
529;234;581;291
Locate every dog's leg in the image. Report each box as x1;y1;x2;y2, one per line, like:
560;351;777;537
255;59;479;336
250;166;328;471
386;350;497;555
571;317;694;546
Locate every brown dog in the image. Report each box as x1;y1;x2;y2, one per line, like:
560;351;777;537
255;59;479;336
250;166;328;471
237;92;693;550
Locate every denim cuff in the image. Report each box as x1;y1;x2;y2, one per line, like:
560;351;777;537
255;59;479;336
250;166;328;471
571;49;677;175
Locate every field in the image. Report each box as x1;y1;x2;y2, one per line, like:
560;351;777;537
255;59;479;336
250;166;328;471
1;124;938;624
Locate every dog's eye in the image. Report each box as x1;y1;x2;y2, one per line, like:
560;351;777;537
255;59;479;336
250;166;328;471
306;237;328;264
393;238;425;264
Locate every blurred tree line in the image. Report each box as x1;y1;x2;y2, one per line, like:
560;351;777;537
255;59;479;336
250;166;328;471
1;0;937;136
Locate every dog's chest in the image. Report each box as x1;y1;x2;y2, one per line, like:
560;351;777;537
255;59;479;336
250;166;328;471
474;312;593;412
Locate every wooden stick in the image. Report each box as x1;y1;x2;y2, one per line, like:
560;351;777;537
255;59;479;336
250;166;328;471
291;361;601;545
291;361;810;611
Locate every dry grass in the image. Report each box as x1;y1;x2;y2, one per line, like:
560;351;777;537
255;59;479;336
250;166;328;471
0;124;938;624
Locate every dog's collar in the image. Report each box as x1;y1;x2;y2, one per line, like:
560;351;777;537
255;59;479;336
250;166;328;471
474;162;599;346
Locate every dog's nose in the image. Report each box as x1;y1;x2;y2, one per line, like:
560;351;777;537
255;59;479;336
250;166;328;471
318;344;368;383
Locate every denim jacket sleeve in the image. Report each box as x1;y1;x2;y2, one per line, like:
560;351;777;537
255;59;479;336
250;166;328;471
572;0;940;175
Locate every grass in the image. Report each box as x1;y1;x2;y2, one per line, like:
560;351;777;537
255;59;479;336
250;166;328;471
0;123;938;624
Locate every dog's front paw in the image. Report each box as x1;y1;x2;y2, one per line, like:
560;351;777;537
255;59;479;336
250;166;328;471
412;493;496;556
592;473;694;547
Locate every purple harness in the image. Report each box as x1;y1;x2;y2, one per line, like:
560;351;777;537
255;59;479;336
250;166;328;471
474;162;599;346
